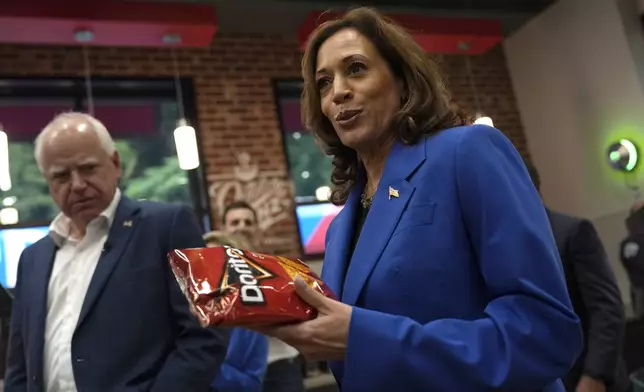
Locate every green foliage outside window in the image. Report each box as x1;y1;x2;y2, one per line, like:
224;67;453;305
285;131;333;202
3;138;190;224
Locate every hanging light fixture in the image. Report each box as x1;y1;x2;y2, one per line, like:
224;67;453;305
315;186;332;201
174;119;200;171
0;207;18;225
166;34;200;171
463;50;494;127
75;29;95;115
474;116;494;127
0;125;11;192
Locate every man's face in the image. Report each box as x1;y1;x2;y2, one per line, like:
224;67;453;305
223;207;258;240
40;123;121;229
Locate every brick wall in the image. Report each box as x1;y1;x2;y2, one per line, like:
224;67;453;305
0;34;526;256
441;48;528;157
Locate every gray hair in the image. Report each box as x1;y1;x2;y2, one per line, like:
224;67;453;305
34;112;116;172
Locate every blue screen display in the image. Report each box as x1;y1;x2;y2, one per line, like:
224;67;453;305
0;226;49;289
295;203;343;256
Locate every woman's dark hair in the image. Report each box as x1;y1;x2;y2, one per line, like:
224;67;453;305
301;7;471;205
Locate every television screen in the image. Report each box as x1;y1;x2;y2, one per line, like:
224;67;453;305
295;203;343;257
0;226;49;289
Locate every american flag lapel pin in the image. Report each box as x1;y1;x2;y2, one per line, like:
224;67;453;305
388;186;399;200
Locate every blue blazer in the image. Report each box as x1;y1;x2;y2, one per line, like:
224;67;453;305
322;125;583;391
4;197;229;392
211;328;268;392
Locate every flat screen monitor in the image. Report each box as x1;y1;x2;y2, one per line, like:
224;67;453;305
295;203;343;258
0;226;49;289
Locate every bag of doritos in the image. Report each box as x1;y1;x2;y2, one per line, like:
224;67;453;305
168;245;336;327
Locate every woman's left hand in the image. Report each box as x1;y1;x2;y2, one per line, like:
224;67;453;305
262;276;352;361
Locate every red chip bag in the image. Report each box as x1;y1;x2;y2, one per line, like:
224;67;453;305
168;245;336;327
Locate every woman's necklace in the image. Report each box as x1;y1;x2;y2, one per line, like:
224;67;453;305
361;180;377;208
360;192;374;208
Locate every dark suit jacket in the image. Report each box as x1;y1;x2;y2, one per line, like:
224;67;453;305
4;197;229;392
546;209;630;392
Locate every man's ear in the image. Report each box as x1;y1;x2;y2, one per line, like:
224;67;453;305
112;150;122;172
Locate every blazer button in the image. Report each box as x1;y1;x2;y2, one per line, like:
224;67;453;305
31;376;37;382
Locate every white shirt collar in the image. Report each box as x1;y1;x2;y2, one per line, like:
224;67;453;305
49;188;122;246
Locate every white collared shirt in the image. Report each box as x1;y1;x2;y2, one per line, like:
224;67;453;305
43;189;121;392
267;337;299;364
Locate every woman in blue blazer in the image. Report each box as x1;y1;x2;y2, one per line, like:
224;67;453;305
265;6;583;392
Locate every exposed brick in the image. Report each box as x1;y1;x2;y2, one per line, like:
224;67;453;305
0;35;525;256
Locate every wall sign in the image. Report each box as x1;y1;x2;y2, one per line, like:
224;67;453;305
207;152;294;249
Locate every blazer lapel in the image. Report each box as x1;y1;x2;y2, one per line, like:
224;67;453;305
341;140;426;305
321;189;361;299
29;237;57;382
76;197;140;329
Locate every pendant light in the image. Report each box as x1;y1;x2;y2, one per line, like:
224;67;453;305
0;124;10;192
463;50;494;127
75;29;95;115
174;119;200;171
0;123;15;225
474;116;494;127
165;34;200;171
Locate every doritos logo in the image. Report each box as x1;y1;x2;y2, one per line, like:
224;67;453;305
219;246;274;305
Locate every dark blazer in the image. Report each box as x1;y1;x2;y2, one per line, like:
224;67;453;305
546;209;630;392
4;197;229;392
322;125;582;391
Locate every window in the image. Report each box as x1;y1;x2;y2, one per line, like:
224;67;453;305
0;77;209;228
89;100;192;205
274;79;342;259
2;98;75;224
274;80;333;204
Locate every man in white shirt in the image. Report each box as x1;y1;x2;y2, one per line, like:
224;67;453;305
221;201;305;392
4;112;229;392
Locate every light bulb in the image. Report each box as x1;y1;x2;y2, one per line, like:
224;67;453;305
0;130;11;191
173;122;200;171
0;207;18;225
3;196;16;206
607;139;639;172
315;186;331;201
474;116;494;127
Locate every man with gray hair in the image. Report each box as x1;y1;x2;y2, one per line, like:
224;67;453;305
4;112;229;392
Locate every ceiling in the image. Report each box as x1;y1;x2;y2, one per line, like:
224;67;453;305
280;0;555;13
133;0;558;37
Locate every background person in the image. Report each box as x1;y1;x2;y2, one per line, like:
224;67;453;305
526;162;630;392
221;201;306;392
204;230;269;392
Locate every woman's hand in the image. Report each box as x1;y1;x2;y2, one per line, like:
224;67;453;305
262;276;352;361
